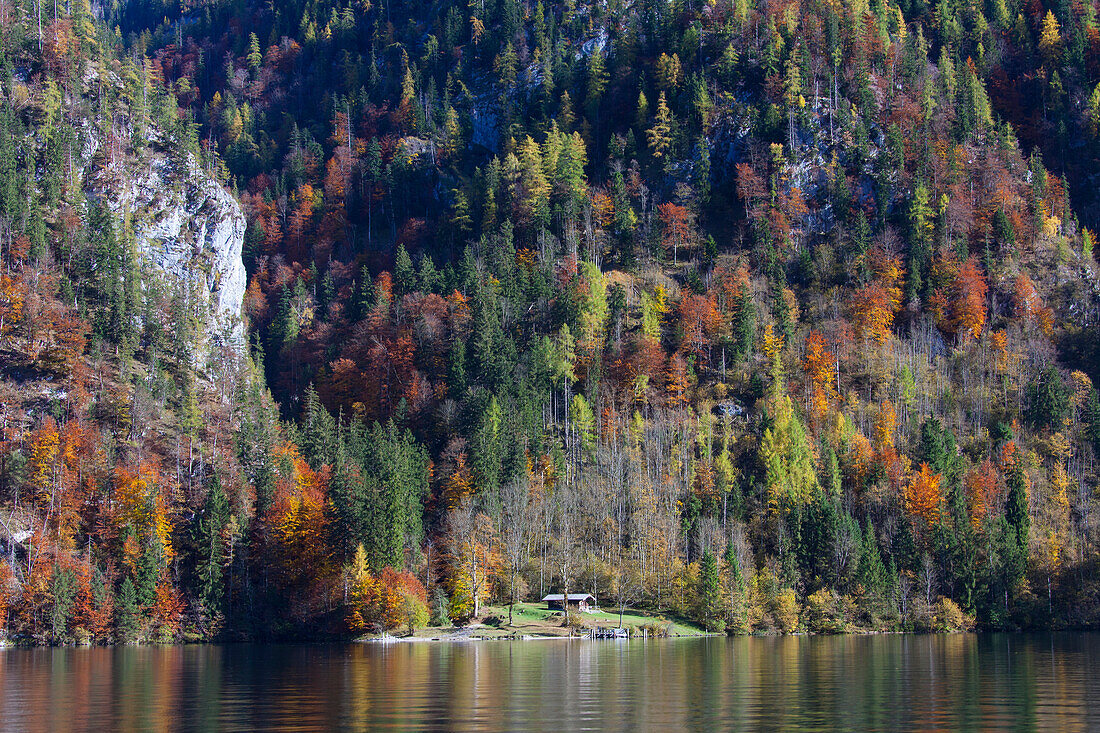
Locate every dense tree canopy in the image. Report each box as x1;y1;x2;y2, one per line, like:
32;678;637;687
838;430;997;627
0;0;1098;642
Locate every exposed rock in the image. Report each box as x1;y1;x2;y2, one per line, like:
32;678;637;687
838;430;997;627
471;102;501;153
60;66;249;364
88;138;247;359
396;136;435;167
576;30;608;60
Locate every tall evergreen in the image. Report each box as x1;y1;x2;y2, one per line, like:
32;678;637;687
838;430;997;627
696;549;723;631
195;472;230;616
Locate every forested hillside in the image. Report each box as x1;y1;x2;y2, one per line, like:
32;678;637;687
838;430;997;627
1;0;1100;643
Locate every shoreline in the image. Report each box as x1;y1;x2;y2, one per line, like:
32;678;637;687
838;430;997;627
3;628;1097;649
360;626;708;644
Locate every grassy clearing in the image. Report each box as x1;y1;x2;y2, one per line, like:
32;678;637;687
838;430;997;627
400;602;707;640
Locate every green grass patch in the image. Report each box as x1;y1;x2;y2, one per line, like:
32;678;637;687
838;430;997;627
478;602;708;636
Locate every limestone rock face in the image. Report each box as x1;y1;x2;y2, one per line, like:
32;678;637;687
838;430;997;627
89;141;247;357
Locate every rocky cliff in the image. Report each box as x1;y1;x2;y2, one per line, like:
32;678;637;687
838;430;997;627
91;142;247;354
60;67;249;362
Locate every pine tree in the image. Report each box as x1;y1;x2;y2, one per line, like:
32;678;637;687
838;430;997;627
351;266;373;321
918;417;956;476
1039;11;1062;66
647;92;673;160
696;549;723;631
857;521;886;601
1026;365;1070;430
329;438;369;556
1005;460;1030;557
50;565;76;642
116;577;140;642
136;542;161;610
733;283;755;362
723;542;749;633
585;50;609;117
472;289;509;390
1085;390;1100;457
195;472;229;616
394;244;416;296
448;338;468;397
247;32;263;71
418;254;442;294
1087;85;1100;138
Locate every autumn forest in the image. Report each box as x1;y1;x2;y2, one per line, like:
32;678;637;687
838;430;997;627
1;0;1100;644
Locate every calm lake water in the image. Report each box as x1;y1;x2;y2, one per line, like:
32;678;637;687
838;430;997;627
1;634;1098;731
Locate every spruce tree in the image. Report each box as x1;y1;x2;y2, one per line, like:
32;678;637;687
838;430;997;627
50;564;76;642
116;577;140;642
394;244;416;296
696;549;723;631
195;472;230;616
1005;461;1030;560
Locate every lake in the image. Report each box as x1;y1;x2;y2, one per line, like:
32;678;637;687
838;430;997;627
1;634;1098;731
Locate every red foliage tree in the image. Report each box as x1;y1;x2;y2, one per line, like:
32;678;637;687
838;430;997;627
950;256;988;340
657;202;694;264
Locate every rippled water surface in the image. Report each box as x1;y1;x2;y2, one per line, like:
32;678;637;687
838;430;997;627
2;633;1099;731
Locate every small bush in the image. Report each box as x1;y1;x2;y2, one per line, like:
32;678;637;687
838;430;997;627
772;588;800;633
724;602;752;635
73;626;93;646
562;614;590;631
403;591;430;634
908;597;935;632
805;589;849;634
637;621;671;637
933;597;973;632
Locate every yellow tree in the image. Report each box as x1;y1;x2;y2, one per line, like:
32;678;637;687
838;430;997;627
26;418;60;509
1040;457;1072;612
1039;11;1062;66
577;262;608;359
873;400;898;452
443;502;500;620
115;463;173;555
666;353;690;409
656;53;682;91
647;92;673;160
762;323;785;388
346;547;404;633
905;463;943;541
442;451;473;511
802;331;836;426
0;273;25;337
761;326;820;518
515;135;550;227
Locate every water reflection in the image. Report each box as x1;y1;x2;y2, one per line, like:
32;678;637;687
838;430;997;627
0;634;1097;731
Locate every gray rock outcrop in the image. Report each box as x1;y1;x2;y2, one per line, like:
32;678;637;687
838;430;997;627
101;148;247;353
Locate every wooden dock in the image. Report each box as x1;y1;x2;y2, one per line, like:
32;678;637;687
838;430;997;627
589;627;629;639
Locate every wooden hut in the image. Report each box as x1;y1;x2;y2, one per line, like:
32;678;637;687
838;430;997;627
542;593;597;612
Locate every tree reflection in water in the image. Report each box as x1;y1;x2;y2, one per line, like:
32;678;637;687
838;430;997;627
1;634;1097;731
